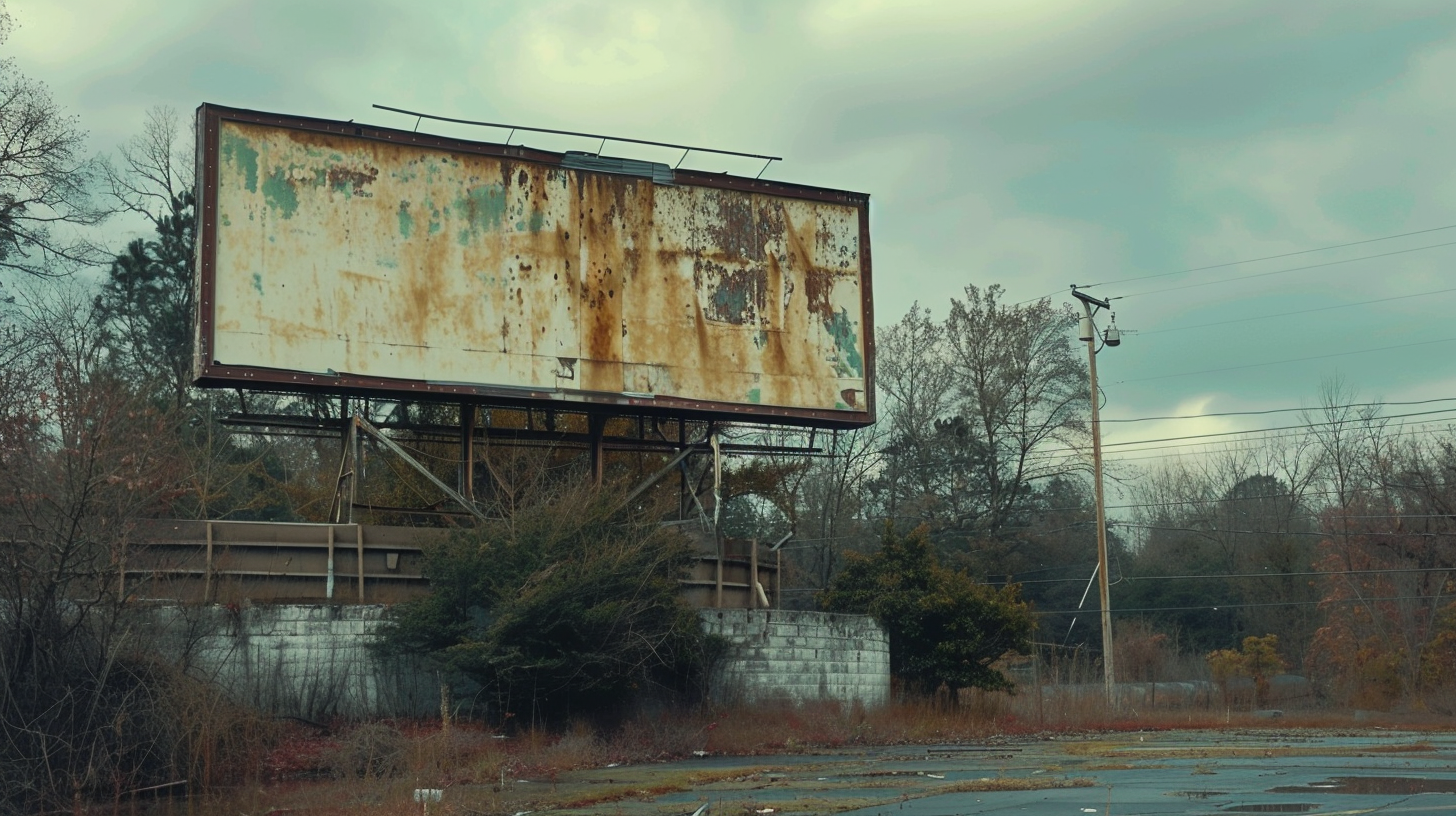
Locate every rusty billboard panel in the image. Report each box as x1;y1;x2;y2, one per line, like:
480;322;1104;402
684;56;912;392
195;105;874;427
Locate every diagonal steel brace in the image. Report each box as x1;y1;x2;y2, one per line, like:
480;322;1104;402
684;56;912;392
353;415;488;521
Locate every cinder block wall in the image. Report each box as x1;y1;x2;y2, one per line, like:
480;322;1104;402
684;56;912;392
152;605;891;718
152;604;438;721
700;609;890;707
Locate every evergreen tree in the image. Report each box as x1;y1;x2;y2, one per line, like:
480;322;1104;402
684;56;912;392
95;190;194;408
821;524;1035;693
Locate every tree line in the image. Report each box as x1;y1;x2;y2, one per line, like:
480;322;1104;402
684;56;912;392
736;294;1456;712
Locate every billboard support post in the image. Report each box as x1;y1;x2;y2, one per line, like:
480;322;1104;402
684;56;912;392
348;421;360;525
328;419;356;524
589;415;606;488
459;403;475;503
678;418;689;521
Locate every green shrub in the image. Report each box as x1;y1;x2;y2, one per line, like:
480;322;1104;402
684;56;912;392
376;481;714;726
821;524;1034;694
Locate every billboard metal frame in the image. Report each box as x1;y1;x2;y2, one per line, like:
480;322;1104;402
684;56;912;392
194;104;875;429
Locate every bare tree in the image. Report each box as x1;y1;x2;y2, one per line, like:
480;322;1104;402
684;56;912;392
95;106;196;408
873;302;955;523
100;106;193;231
0;8;108;279
941;284;1086;538
723;424;885;598
1302;376;1388;512
1306;431;1456;708
0;283;194;811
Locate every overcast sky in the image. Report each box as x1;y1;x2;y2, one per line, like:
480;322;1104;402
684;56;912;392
14;0;1456;464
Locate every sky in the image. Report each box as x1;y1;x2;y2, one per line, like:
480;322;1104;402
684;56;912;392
13;0;1456;467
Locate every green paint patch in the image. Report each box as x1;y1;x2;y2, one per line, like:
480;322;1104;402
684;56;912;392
824;307;864;378
397;201;413;238
709;283;752;324
251;273;263;295
262;169;299;218
220;213;231;227
219;130;259;192
454;184;507;239
528;209;546;232
747;388;761;404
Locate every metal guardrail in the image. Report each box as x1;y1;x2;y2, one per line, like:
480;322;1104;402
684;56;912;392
125;520;443;604
127;520;781;610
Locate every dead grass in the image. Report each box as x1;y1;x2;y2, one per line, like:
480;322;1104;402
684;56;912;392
137;693;1456;815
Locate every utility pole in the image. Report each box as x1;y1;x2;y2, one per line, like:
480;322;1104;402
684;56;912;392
1072;286;1120;710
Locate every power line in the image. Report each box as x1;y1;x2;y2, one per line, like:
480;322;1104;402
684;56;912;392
1025;406;1456;456
1099;396;1456;424
1118;521;1453;540
1010;223;1456;306
1097;418;1456;461
1137;286;1456;336
882;403;1455;467
1118;337;1456;384
1079;223;1456;290
763;504;1456;552
1119;239;1456;299
1046;593;1449;615
932;401;1454;465
1013;564;1456;587
1102;485;1451;513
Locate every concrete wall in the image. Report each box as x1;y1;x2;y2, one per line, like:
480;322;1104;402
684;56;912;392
151;604;438;721
149;605;890;718
700;609;890;708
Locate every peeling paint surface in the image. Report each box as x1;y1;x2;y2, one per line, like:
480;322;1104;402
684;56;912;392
206;118;869;419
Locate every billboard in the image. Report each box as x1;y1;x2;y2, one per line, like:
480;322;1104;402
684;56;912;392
195;105;874;427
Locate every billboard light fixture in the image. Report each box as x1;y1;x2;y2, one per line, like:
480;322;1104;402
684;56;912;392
373;103;782;176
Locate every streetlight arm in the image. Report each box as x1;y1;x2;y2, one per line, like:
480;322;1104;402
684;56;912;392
1071;286;1111;310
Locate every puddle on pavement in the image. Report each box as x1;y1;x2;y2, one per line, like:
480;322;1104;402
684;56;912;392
1223;805;1318;813
1270;776;1456;795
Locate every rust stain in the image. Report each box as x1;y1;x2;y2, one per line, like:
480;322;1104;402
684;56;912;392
802;268;838;322
326;165;379;196
694;260;767;325
780;215;836;324
703;188;759;261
